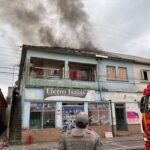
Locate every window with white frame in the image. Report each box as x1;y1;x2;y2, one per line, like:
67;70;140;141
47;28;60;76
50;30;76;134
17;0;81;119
142;70;150;81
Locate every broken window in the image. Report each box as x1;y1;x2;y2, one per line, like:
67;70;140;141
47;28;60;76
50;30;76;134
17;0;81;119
69;62;97;81
30;58;64;79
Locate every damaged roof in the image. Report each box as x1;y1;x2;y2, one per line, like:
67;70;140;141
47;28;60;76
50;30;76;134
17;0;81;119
21;44;150;64
21;45;109;57
18;45;150;85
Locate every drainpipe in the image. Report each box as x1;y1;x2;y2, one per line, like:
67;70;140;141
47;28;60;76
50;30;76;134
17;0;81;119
96;57;103;101
95;55;108;101
109;99;115;137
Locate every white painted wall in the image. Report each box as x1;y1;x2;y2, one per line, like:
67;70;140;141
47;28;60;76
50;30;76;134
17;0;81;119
102;92;142;103
55;102;62;128
22;102;30;129
133;63;150;92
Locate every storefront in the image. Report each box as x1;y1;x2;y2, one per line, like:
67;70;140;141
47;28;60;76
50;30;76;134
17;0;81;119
22;87;111;143
102;91;142;135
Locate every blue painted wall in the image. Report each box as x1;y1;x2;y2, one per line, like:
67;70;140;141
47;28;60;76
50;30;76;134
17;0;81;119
27;49;97;65
98;59;135;92
25;49;135;92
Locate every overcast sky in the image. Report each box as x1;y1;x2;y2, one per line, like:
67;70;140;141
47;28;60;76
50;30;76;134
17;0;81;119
0;0;150;97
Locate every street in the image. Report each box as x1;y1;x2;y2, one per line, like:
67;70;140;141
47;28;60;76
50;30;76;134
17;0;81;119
0;134;145;150
103;139;145;150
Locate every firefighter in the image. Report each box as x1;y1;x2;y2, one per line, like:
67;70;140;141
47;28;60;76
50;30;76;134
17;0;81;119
58;112;103;150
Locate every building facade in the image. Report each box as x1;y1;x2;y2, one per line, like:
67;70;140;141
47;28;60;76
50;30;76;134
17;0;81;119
18;45;150;143
133;56;150;133
0;89;7;132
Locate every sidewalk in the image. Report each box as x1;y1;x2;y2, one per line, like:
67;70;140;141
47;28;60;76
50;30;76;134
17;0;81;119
0;134;145;150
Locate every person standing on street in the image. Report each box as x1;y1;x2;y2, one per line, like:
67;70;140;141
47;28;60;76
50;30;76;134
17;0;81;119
58;112;103;150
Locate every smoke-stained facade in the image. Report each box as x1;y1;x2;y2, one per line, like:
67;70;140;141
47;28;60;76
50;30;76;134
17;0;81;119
18;45;112;143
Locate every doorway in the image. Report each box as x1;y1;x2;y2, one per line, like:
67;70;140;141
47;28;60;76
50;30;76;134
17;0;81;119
62;103;84;132
115;103;127;131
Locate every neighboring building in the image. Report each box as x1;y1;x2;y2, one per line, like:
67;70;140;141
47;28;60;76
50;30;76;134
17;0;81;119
99;53;150;136
0;89;7;132
6;87;13;133
17;45;150;143
132;55;150;132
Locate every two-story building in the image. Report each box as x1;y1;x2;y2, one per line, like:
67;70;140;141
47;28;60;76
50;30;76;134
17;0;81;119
99;53;150;136
18;45;112;143
16;45;150;143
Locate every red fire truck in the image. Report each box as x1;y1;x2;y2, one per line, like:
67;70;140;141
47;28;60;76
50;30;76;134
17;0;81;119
140;83;150;149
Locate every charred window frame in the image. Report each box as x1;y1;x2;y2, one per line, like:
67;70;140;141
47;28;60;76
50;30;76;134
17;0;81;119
30;57;64;79
69;62;97;81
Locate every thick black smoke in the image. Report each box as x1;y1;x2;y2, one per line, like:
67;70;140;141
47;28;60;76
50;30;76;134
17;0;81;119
0;0;94;49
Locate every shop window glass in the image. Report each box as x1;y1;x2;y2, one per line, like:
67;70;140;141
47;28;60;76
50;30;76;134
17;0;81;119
88;103;110;126
30;103;43;129
43;103;55;128
30;102;56;129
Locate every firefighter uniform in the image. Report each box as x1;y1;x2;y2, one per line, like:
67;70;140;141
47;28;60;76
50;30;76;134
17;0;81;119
59;112;103;150
58;127;103;150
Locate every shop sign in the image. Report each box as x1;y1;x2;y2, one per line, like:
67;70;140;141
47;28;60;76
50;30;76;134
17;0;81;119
45;88;87;98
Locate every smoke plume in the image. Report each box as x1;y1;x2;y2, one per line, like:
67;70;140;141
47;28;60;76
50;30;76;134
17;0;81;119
0;0;94;49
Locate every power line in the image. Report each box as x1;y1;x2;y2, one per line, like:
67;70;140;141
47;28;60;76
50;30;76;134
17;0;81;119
0;66;19;69
0;71;18;75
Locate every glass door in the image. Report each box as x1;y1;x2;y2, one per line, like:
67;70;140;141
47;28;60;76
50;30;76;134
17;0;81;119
62;103;84;132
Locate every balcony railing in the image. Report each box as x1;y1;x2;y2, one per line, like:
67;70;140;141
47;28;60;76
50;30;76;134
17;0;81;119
30;67;96;82
30;67;63;79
